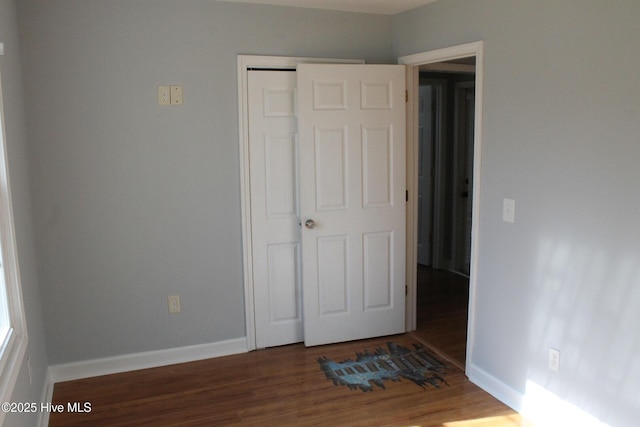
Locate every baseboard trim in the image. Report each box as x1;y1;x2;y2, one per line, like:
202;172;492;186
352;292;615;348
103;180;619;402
466;362;524;412
37;370;55;427
47;337;248;384
467;363;610;427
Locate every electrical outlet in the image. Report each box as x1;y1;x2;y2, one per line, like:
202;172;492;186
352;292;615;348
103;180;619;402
549;348;560;372
168;295;181;314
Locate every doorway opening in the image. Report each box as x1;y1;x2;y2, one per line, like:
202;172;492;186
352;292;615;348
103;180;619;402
400;42;483;373
415;63;475;369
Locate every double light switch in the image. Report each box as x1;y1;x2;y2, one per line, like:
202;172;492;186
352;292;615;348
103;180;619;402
158;85;183;106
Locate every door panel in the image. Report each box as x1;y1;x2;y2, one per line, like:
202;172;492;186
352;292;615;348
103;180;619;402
248;70;303;348
317;235;349;315
266;242;300;321
314;127;347;210
297;64;406;347
363;126;393;208
265;135;296;216
363;231;393;309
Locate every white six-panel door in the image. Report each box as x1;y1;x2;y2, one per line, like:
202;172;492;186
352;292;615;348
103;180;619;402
297;64;406;347
248;70;303;348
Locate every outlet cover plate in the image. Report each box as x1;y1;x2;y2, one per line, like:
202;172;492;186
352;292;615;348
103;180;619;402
549;348;560;372
168;295;181;314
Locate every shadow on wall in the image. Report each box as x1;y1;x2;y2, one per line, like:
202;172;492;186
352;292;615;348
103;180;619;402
522;235;640;426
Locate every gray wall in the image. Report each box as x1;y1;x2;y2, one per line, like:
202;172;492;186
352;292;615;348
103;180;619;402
17;0;393;364
0;0;48;425
12;0;639;424
394;1;640;426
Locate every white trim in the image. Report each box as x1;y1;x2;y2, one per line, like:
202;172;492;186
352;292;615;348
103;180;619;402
47;337;247;384
237;55;363;351
399;41;484;68
403;65;418;332
0;336;27;425
398;41;484;373
0;65;29;426
466;362;524;412
36;371;55;427
468;362;610;427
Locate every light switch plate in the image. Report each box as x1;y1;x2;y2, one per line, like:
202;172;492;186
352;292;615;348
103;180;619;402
503;198;515;223
170;85;183;105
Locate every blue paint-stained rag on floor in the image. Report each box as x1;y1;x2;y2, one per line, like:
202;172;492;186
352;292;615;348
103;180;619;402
318;342;448;392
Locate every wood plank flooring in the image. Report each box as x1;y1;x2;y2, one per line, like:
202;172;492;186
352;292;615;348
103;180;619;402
49;333;530;426
49;266;530;426
413;265;470;369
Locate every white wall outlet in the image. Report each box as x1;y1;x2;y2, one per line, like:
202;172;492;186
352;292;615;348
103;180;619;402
503;198;516;223
549;348;560;372
158;85;170;106
168;295;181;314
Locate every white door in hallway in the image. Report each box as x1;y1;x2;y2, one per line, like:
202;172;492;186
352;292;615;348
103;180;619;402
297;64;407;346
417;85;433;266
248;70;303;348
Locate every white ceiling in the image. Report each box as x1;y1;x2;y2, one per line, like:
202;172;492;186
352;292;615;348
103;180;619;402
217;0;439;15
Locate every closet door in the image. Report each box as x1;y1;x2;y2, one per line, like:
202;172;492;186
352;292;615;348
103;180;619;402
248;70;302;348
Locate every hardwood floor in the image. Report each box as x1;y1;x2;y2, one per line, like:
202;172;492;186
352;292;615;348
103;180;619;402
413;265;470;369
49;267;529;426
48;333;530;426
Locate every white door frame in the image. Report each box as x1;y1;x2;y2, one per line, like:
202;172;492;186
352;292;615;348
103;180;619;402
237;55;364;351
238;44;483;358
399;41;484;372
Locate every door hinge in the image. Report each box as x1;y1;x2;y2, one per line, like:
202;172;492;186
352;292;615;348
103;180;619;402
405;90;408;103
405;285;408;296
406;190;408;202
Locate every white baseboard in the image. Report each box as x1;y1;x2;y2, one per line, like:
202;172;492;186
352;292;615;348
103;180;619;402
466;363;609;427
47;337;248;384
37;371;55;427
37;338;248;427
466;362;525;412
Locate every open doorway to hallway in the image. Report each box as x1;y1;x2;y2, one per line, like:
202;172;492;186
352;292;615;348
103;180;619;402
413;59;476;370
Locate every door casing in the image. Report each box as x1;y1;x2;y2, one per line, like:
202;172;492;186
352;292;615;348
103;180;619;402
238;42;483;358
399;41;484;373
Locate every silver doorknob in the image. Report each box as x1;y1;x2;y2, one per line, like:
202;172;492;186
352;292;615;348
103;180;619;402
304;219;317;229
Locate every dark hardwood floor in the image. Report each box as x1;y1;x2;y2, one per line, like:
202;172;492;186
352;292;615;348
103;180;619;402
413;265;469;369
49;268;529;426
49;334;528;427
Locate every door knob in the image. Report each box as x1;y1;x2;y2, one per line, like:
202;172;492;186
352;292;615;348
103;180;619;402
304;219;317;229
